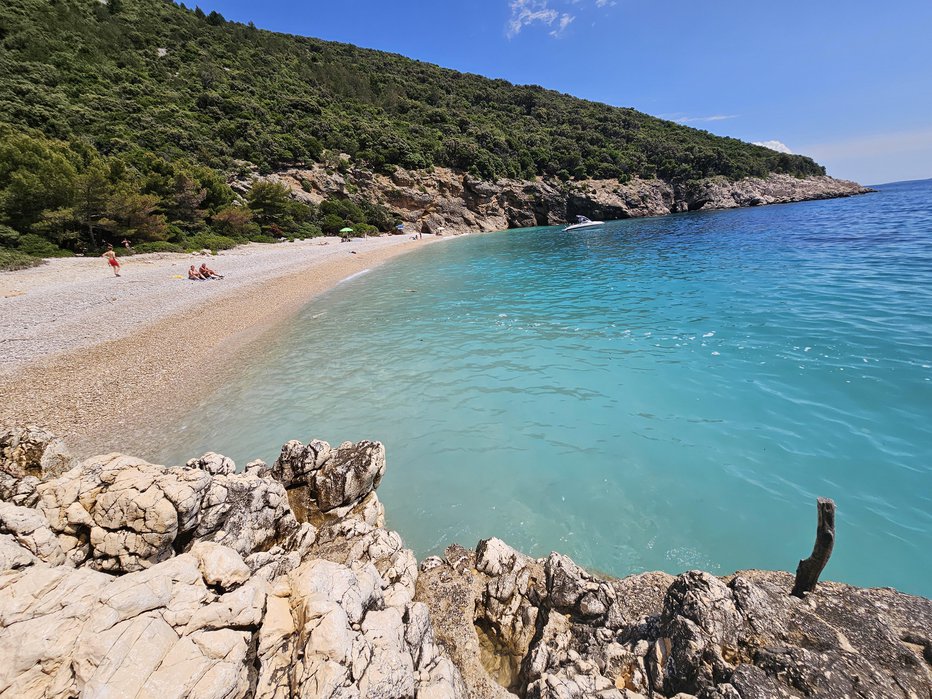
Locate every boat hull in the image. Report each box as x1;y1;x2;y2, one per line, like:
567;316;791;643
564;221;605;231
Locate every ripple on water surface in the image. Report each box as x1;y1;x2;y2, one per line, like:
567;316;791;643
153;179;932;597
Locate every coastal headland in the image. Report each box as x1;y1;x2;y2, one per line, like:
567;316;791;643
1;425;929;698
265;166;871;236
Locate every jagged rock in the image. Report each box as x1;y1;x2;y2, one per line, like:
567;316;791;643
30;452;296;573
271;438;386;527
0;472;39;508
0;551;258;698
0;431;468;698
0;425;76;480
652;571;742;696
0;501;65;566
418;539;932;699
417;545;514;699
190;541;252;589
1;428;928;699
186;452;236;476
261;164;868;236
314;440;386;511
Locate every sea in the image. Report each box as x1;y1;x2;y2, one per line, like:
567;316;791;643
154;178;932;597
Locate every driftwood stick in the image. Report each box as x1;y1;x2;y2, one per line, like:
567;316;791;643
791;497;836;598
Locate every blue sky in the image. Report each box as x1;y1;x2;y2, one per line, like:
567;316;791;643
192;0;932;185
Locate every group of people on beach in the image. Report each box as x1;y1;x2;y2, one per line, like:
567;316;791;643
102;243;223;280
188;263;223;280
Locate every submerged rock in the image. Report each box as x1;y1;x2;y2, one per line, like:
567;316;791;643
0;426;928;699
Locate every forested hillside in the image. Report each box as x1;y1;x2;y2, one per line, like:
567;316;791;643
0;0;825;263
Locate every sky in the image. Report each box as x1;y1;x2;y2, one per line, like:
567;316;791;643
191;0;932;185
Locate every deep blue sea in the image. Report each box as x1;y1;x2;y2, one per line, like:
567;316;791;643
154;179;932;597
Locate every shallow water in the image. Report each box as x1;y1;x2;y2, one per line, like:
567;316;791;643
155;179;932;596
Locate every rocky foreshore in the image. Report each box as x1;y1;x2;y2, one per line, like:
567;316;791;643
1;425;929;699
254;164;872;235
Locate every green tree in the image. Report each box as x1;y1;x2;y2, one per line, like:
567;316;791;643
103;185;168;242
165;173;207;229
0;134;77;232
211;205;257;238
31;207;76;249
246;180;298;233
73;163;111;250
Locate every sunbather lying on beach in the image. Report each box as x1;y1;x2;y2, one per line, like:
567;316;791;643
198;263;223;279
188;265;206;280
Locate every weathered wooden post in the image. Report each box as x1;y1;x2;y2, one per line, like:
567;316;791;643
791;497;836;598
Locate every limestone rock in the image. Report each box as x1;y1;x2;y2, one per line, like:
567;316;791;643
186;452;236;476
0;471;40;507
0;425;76;480
418;538;932;699
0;501;65;566
260;164;868;236
190;541;251;589
2;428;927;699
271;437;386;527
314;440;386;512
29;452;297;573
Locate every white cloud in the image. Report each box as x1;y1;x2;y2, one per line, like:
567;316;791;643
506;0;611;38
549;13;575;37
753;140;794;154
507;0;562;38
674;114;739;124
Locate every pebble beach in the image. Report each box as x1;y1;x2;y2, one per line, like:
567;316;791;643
0;235;436;455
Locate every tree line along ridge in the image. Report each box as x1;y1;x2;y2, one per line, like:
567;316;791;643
0;0;826;265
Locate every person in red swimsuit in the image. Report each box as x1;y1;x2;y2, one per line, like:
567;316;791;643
102;244;121;277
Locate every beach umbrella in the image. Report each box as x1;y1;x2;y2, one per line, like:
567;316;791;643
340;227;354;233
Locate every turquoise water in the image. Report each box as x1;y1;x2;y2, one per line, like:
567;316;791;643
155;179;932;596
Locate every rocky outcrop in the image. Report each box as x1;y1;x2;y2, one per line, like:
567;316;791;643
0;428;465;698
1;427;929;699
29;451;297;573
419;538;932;699
0;425;76;480
271;438;387;527
256;164;870;235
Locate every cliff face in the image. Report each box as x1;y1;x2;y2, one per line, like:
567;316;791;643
1;426;929;699
264;165;871;235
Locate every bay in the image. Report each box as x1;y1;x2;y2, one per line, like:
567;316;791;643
153;178;932;596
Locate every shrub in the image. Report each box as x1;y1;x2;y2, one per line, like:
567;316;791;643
0;248;44;271
0;225;21;248
183;232;238;252
133;241;185;254
353;223;378;236
246;232;278;244
17;233;72;258
295;222;323;238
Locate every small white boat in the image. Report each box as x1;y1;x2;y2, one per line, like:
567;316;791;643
564;215;604;231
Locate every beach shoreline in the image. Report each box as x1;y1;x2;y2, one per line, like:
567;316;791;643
1;234;443;457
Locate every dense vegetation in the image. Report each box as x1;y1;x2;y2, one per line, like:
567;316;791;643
0;0;826;262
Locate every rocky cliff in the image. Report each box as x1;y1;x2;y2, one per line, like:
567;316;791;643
257;165;871;235
1;425;929;699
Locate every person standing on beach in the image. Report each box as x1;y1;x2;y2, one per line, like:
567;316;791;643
102;244;121;277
